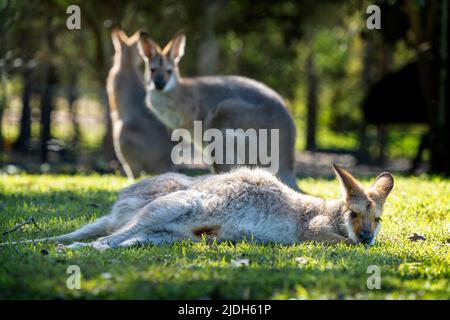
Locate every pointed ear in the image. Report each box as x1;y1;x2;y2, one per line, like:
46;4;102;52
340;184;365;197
163;30;185;63
138;32;161;60
118;30;129;42
111;28;127;52
332;164;364;200
368;172;394;205
127;31;141;45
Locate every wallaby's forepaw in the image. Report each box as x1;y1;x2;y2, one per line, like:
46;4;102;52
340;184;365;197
91;241;111;250
65;242;89;250
344;237;357;245
65;241;111;251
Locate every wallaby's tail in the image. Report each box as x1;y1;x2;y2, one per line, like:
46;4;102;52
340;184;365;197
0;217;109;247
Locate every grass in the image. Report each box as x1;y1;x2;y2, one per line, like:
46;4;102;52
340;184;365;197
0;173;449;299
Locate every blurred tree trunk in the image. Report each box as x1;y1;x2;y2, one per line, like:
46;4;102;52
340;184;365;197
13;66;33;153
67;72;80;147
427;0;449;175
0;0;13;152
306;52;318;151
358;35;376;162
101;94;115;163
407;0;450;175
39;24;57;164
83;9;116;165
375;44;393;164
196;0;222;75
0;72;5;152
39;64;57;163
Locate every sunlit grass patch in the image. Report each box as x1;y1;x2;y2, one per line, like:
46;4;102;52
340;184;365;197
0;173;449;299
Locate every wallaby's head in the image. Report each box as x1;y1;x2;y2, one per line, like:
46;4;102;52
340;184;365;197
333;164;394;245
111;28;141;68
137;30;186;91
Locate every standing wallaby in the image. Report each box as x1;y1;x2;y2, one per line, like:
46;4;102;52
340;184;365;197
137;31;299;190
2;165;393;249
106;28;174;179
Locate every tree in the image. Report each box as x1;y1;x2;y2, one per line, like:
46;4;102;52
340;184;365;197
305;51;318;151
0;0;16;151
405;0;450;175
13;63;33;153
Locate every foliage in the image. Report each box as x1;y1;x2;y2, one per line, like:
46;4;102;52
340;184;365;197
0;0;430;165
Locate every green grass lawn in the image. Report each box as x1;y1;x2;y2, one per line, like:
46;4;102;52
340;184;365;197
0;173;449;299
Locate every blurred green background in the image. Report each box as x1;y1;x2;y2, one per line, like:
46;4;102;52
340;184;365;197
0;0;447;176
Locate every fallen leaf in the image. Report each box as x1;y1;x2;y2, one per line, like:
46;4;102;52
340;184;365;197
230;259;250;267
295;257;308;265
100;272;113;280
408;233;426;241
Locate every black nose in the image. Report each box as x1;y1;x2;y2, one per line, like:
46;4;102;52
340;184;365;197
359;231;373;243
154;80;166;90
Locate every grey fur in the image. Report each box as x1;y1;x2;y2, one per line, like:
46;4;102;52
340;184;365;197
107;29;173;178
1;165;392;249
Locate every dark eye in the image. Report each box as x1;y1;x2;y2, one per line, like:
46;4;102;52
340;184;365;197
375;217;382;223
350;211;357;219
167;69;172;75
150;68;156;73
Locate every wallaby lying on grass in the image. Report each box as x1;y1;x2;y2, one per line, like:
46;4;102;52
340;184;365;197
1;165;393;249
106;28;173;178
137;31;299;190
0;173;208;246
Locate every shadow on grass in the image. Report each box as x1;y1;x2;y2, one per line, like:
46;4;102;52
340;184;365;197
0;190;117;244
1;237;438;299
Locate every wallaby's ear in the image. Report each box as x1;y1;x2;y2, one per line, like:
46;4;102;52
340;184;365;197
111;28;128;52
368;172;394;205
162;30;185;63
332;164;364;200
127;30;141;45
138;32;161;60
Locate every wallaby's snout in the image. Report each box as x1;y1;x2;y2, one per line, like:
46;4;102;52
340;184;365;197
154;75;167;90
359;230;373;244
359;220;375;244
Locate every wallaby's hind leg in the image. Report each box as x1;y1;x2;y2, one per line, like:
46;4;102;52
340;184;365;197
65;240;110;250
67;227;186;250
66;230;181;250
114;140;138;179
123;154;145;179
117;231;179;248
66;190;201;250
44;216;111;244
0;216;111;247
117;233;148;248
